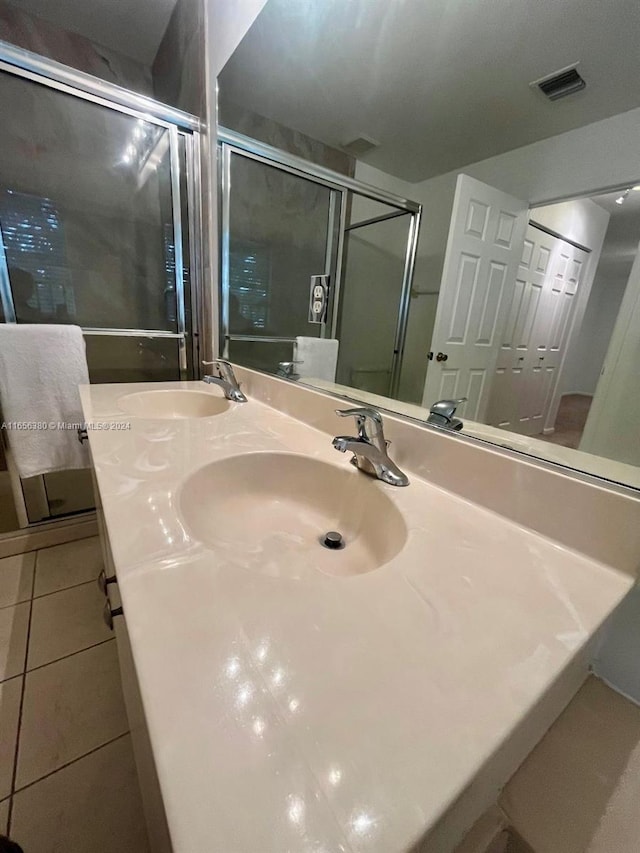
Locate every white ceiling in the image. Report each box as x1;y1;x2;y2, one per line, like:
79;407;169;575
11;0;177;65
219;0;640;182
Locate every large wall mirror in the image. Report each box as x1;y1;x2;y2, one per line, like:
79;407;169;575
217;0;640;491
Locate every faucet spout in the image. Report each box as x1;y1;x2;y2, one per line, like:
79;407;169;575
332;408;409;487
202;359;247;403
331;435;351;453
427;397;466;430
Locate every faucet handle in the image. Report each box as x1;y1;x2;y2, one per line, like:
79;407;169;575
429;397;467;419
335;406;382;419
335;407;383;440
203;358;235;382
203;357;230;370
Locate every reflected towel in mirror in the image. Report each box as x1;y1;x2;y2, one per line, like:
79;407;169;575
294;337;339;382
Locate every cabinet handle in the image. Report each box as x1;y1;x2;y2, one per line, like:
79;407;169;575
97;569;116;596
103;601;123;631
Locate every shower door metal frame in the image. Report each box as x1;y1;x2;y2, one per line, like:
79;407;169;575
218;140;346;361
217;126;422;397
0;39;203;379
0;40;204;526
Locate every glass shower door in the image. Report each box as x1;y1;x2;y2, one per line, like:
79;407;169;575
335;197;414;397
222;147;340;374
0;67;193;523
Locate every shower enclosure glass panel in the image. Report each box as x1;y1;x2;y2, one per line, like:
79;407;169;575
336;201;413;397
223;148;339;372
0;65;196;525
0;70;185;336
218;131;421;397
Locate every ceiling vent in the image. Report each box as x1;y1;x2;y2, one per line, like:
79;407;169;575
532;64;586;101
341;135;380;157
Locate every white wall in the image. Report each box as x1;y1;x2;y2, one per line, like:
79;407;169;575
531;198;610;253
561;272;628;395
206;0;269;76
562;201;640;396
594;587;640;705
580;239;640;466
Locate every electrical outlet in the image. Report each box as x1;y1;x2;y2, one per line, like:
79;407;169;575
308;275;329;324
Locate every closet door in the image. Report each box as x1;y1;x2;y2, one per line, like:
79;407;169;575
487;224;589;436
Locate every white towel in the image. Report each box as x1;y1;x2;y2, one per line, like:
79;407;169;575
294;337;339;382
0;324;90;478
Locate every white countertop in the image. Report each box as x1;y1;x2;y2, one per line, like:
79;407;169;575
81;380;634;853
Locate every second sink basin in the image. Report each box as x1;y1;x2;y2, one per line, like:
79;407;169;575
178;452;408;578
118;389;230;419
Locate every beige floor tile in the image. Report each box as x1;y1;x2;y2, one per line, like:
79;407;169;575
0;604;30;683
28;582;111;670
11;735;150;853
0;471;19;534
500;677;640;853
34;537;103;598
0;798;8;834
16;641;128;789
0;676;22;801
0;553;35;610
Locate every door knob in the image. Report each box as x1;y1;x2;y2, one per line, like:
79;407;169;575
436;352;448;362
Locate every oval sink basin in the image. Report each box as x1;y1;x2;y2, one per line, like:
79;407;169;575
178;452;408;578
118;389;230;419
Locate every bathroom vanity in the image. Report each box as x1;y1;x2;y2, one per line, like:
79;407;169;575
81;367;639;852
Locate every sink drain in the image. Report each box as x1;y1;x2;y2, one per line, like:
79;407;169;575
321;531;345;550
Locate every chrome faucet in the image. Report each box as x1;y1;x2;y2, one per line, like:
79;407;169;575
277;360;303;380
427;397;467;431
332;407;409;487
202;359;247;402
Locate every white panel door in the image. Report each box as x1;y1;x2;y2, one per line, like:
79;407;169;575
421;174;528;422
486;224;589;435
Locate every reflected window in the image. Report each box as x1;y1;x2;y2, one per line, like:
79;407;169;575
229;242;271;331
0;189;75;322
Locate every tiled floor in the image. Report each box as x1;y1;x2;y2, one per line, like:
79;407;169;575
0;537;150;852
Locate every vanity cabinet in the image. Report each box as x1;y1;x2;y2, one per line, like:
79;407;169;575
93;477;172;853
